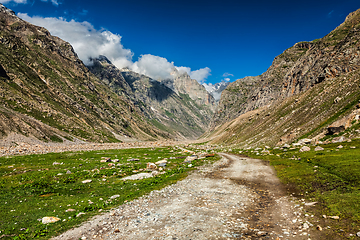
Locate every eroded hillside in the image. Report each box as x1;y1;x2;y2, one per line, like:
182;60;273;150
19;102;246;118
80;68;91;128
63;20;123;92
207;9;360;147
0;5;169;143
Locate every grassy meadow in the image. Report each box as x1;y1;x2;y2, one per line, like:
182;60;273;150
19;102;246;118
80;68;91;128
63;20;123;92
238;139;360;237
0;146;220;239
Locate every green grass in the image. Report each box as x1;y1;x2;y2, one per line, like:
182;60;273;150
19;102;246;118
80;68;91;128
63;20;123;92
238;139;360;234
0;147;220;239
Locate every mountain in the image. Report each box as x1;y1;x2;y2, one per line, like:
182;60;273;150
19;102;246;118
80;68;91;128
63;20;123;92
161;68;216;111
88;57;215;139
0;4;169;143
202;81;230;102
205;8;360;147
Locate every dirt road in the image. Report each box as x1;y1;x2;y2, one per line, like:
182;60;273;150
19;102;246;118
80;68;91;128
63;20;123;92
53;153;317;239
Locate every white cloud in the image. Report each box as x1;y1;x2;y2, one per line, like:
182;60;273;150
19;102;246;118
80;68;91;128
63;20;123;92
18;13;212;83
190;67;211;83
176;66;191;75
222;72;234;77
223;77;230;82
0;0;27;4
18;13;133;68
131;54;175;80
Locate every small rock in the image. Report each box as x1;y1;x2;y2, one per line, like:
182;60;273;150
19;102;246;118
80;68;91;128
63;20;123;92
299;146;311;152
155;159;168;165
356;232;360;237
314;146;324;151
329;216;339;220
127;158;140;162
114;228;120;233
66;170;72;174
42;216;61;224
317;225;322;231
76;212;85;217
53;162;61;165
151;171;160;176
332;136;345;143
147;162;157;170
303;223;309;229
110;195;120;199
188;164;193;167
82;179;92;184
304;202;318;206
65;209;76;212
337;145;344;149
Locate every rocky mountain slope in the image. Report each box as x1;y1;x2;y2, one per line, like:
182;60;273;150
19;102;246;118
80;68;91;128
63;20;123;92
206;8;360;147
203;81;230;102
161;68;216;111
89;57;215;139
0;4;169;143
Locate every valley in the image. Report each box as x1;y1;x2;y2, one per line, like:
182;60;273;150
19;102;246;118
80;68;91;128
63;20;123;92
0;3;360;240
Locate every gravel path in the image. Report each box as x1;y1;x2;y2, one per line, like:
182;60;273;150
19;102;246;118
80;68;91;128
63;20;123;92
53;153;318;240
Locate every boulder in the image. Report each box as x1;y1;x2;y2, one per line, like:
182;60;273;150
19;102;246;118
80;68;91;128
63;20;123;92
314;146;324;151
299;146;311;152
147;162;157;170
332;136;345;143
82;179;92;184
122;172;153;181
42;216;61;224
297;138;312;145
184;155;198;163
155;160;168;165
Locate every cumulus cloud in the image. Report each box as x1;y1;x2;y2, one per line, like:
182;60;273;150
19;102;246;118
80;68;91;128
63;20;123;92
131;54;175;80
176;66;211;83
18;13;211;82
223;77;230;82
0;0;27;4
18;13;133;68
190;67;211;83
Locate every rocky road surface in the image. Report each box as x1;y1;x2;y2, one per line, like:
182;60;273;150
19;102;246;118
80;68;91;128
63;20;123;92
52;153;320;240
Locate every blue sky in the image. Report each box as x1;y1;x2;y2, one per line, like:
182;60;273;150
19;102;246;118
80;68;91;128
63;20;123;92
1;0;359;84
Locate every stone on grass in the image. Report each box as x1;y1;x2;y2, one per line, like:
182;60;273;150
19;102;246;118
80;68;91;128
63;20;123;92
299;146;311;152
155;159;168;165
304;202;318;206
184;155;198;163
110;195;120;199
76;212;85;217
122;173;153;181
314;146;324;151
332;136;345;143
82;179;92;184
356;232;360;237
329;216;339;220
127;158;140;161
42;216;61;224
65;209;76;212
337;145;344;149
147;162;157;170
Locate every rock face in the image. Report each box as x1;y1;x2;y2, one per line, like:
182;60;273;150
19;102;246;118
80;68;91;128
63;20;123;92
89;57;215;139
162;68;216;112
0;4;168;143
212;42;311;127
207;8;360;146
